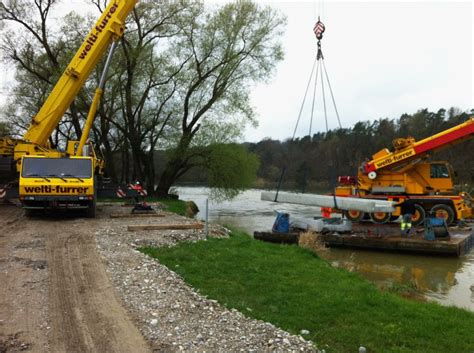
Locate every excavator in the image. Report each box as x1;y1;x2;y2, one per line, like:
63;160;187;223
0;0;138;216
336;118;474;225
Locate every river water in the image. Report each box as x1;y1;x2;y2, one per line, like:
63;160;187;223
176;187;474;312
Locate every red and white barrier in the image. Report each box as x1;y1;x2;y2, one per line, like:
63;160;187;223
116;188;126;198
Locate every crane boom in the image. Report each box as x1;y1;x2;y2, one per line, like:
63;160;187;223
336;117;474;226
363;118;474;175
23;0;138;147
0;0;140;217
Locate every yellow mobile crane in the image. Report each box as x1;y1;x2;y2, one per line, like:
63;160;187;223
336;118;474;225
0;0;138;216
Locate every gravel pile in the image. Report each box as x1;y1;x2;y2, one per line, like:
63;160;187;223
95;205;318;352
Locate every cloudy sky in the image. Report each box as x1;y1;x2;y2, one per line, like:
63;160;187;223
1;1;472;142
246;0;473;142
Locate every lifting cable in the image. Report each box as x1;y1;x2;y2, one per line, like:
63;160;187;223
275;15;343;200
311;18;342;133
291;18;342;138
314;18;342;213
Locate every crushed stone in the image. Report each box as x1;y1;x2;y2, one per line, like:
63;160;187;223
95;205;319;352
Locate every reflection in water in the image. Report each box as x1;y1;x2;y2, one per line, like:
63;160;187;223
323;249;461;294
176;187;474;311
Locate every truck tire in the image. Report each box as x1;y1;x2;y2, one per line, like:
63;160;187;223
430;204;455;226
344;210;365;222
86;198;96;218
86;177;98;218
369;212;391;224
411;204;425;226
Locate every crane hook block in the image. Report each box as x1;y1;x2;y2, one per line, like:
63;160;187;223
313;20;325;40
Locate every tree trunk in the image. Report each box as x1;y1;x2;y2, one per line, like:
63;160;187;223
101;141;117;183
144;150;155;196
95;115;118;183
129;134;145;183
155;157;182;197
155;133;192;197
122;142;130;183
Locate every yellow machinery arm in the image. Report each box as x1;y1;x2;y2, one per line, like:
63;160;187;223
336;117;474;225
76;40;118;157
23;0;138;147
362;118;474;178
0;0;139;216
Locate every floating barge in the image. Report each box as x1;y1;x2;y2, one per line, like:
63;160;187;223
254;231;300;244
320;224;473;257
254;223;473;257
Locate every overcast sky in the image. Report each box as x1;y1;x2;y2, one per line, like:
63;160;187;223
1;1;472;142
246;0;473;142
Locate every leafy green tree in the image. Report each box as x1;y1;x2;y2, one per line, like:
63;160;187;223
86;0;191;186
206;143;259;201
154;0;285;196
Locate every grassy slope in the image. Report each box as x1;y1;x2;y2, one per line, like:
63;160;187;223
98;197;187;216
141;231;474;353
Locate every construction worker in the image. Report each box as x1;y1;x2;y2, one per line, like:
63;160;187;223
397;197;417;236
130;180;144;203
128;180;152;211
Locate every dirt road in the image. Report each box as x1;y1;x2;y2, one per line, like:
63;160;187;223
0;204;151;352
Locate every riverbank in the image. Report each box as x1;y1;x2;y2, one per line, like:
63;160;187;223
94;205;315;351
98;197;190;216
142;230;474;353
176;187;474;311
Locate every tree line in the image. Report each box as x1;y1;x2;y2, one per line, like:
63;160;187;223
245;108;474;193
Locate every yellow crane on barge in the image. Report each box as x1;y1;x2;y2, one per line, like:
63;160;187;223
336;118;474;225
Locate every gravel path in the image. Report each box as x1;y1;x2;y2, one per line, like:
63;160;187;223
0;205;150;353
95;204;318;352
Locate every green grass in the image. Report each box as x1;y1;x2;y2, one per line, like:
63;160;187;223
156;198;188;216
141;231;474;353
98;197;188;216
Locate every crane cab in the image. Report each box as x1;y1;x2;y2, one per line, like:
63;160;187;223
19;155;96;217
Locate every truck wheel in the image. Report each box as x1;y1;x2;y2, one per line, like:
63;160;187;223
86;177;98;218
430;204;455;226
369;212;391;224
344;210;365;222
411;204;425;226
86;198;96;218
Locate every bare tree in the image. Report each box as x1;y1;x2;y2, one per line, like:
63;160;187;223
0;0;85;143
